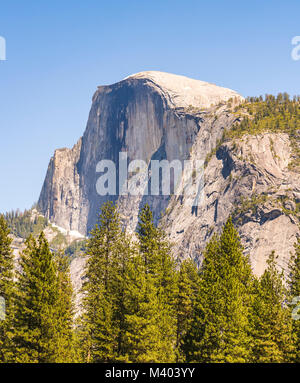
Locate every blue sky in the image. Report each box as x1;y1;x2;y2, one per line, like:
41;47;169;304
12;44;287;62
0;0;299;213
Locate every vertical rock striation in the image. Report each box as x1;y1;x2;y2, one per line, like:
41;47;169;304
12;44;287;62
39;71;243;234
38;71;300;277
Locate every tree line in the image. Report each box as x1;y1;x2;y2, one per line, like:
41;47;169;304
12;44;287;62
5;209;48;239
230;93;300;138
0;202;299;363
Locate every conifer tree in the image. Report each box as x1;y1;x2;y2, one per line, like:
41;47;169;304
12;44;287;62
0;215;15;362
175;259;200;362
138;205;176;299
111;231;137;361
122;252;162;362
137;204;177;362
80;202;133;362
251;251;295;362
288;239;300;362
186;218;253;363
53;253;77;362
14;233;60;362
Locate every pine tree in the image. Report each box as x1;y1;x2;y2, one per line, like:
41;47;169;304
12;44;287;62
184;234;220;362
137;204;177;362
80;202;132;362
122;253;162;362
175;259;200;362
53;252;77;362
186;218;254;362
111;231;137;361
13;233;59;362
0;215;15;362
212;217;253;363
288;239;300;362
251;251;295;362
137;204;160;274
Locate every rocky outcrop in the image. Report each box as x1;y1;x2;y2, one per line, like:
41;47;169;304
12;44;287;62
10;209;85;264
38;139;84;233
38;71;243;234
162;132;300;276
38;71;300;279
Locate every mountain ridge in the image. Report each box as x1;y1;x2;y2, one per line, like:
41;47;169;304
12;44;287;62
37;72;300;279
38;71;243;235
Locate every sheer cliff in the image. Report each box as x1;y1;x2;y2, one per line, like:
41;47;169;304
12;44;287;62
38;72;300;277
38;71;243;234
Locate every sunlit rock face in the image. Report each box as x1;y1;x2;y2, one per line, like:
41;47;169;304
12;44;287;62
38;71;300;280
163;132;300;277
38;71;243;235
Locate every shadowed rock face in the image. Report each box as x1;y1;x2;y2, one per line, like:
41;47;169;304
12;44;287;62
38;71;300;280
38;71;243;235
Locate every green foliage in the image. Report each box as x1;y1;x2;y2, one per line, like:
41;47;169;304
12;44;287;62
204;94;300;170
50;230;67;249
225;94;300;169
5;209;48;239
185;218;254;363
79;202;134;362
233;194;269;222
64;239;86;259
52;252;78;362
250;251;295;362
137;204;178;362
288;239;300;362
175;259;200;362
122;253;162;362
4;209;86;261
228;94;300;138
0;215;15;362
1;204;300;363
80;203;178;363
13;233;76;362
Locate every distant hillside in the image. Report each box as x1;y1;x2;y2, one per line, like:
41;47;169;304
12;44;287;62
5;208;86;261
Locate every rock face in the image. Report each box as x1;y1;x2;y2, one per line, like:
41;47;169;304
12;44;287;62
38;71;243;234
38;71;300;278
39;140;83;232
162;132;300;276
